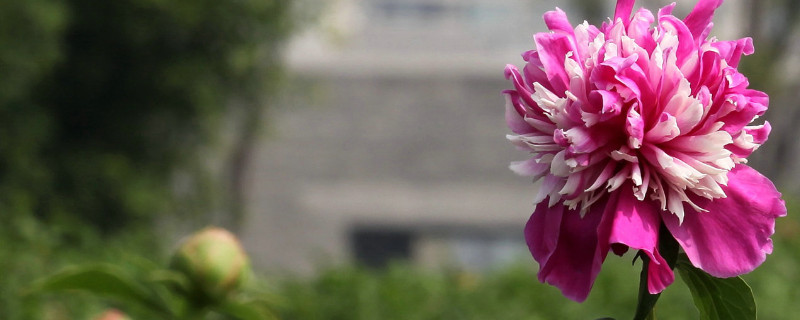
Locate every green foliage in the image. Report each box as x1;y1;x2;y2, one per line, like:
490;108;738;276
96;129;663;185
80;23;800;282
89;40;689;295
34;262;277;319
274;260;697;320
1;219;162;319
0;0;296;317
17;0;293;232
32;228;276;320
676;255;756;320
32;264;172;315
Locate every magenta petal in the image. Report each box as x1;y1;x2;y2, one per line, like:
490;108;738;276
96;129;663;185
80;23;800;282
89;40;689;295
599;188;674;294
746;122;771;145
683;0;723;39
522;51;554;92
657;2;677;18
587;89;624;121
544;8;574;36
614;0;636;25
712;37;754;67
525;198;606;302
627;8;657;53
504;90;536;135
647;251;674;294
658;15;696;66
663;165;787;277
533;33;573;95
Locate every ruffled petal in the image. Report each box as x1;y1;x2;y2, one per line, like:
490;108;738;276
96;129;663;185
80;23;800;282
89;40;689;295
712;37;754;68
683;0;723;40
662;165;786;277
525;198;606;302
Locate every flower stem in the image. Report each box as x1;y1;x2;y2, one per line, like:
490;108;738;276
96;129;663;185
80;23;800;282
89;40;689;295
633;223;679;320
633;254;658;320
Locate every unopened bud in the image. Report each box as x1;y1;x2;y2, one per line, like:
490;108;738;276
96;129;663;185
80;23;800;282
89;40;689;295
93;309;130;320
170;227;251;303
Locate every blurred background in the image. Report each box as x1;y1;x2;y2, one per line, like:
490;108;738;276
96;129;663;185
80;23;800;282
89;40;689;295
2;0;800;319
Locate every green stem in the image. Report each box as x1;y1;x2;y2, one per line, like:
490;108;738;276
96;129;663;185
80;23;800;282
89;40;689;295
633;253;658;320
632;223;679;320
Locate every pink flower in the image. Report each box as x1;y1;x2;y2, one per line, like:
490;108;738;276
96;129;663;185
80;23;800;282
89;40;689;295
504;0;786;302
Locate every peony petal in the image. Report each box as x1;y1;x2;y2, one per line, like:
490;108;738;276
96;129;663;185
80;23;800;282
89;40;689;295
510;158;550;179
586;89;624;124
614;0;636;25
718;90;768;134
645;112;680;143
745;122;771;145
683;0;723;40
692;50;723;91
522;51;556;93
598;188;675;294
627;8;657;53
525;198;606;302
658;15;697;70
712;37;754;68
544;8;574;36
657;2;677;18
662;165;786;277
626;104;644;148
525;199;564;268
534;33;574;95
504;90;536;135
646;250;674;294
504;64;538;109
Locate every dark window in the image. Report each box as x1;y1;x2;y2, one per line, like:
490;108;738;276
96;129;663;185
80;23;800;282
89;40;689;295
351;229;412;268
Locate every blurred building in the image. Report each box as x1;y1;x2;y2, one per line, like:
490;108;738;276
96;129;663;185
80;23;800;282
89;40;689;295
242;0;748;274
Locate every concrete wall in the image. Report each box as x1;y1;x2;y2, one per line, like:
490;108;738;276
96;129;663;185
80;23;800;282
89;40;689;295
239;0;757;274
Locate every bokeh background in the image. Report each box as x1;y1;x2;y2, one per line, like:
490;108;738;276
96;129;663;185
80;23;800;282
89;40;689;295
2;0;799;319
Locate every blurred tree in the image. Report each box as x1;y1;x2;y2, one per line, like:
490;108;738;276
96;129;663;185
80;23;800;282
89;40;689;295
0;0;297;316
0;0;295;235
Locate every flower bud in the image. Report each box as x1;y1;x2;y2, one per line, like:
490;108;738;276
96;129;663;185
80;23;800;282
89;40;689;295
170;227;251;304
93;309;130;320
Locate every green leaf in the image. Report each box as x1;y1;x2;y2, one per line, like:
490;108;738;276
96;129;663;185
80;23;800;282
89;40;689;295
148;268;191;292
215;299;278;320
676;255;756;320
31;264;170;313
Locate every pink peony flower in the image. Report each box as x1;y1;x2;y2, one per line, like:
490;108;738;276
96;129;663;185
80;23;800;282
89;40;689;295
504;0;786;302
